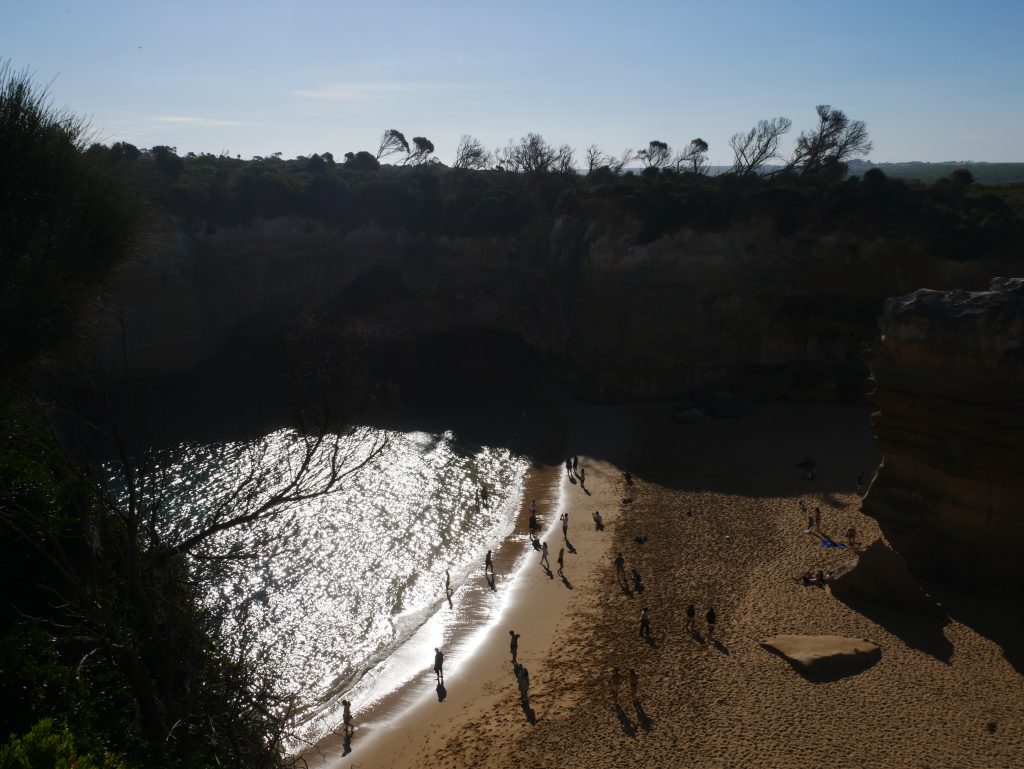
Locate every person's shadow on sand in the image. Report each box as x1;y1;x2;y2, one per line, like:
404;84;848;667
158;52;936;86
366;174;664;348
521;701;536;724
643;634;657;648
634;700;654;731
565;539;577;554
542;566;554;580
689;628;704;644
619;582;633;597
614;705;636;737
561;575;573;590
436;682;447;702
486;573;496;592
342;732;352;756
712;638;729;655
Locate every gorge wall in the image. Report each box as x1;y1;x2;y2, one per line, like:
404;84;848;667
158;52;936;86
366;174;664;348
77;214;1004;405
864;277;1024;587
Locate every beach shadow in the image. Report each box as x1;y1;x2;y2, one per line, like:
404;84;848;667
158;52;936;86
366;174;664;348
436;682;447;702
569;476;577;485
644;634;657;648
833;593;953;663
633;701;654;732
342;733;352;756
594;522;605;531
614;705;637;738
561;575;574;590
521;701;536;724
542;565;554;580
565;538;577;554
531;538;541;551
712;638;730;655
933;585;1024;675
582;487;591;496
486;573;496;592
689;629;704;644
619;582;634;597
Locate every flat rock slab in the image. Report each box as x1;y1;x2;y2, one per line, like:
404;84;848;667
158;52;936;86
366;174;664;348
761;635;881;680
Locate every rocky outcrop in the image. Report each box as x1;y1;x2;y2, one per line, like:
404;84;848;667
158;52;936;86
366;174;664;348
75;215;1007;404
864;277;1024;586
761;635;881;680
827;541;943;616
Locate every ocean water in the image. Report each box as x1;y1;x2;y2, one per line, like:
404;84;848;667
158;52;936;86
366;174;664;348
108;426;529;727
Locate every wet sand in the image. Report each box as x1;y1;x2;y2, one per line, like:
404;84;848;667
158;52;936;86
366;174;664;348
309;402;1024;769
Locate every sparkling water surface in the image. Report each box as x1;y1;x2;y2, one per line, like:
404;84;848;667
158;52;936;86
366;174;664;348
110;426;529;725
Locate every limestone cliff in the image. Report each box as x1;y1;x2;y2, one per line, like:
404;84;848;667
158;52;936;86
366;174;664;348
864;277;1024;586
77;215;1005;403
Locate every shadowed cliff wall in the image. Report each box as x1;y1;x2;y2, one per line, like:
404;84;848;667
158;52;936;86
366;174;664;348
864;277;1024;586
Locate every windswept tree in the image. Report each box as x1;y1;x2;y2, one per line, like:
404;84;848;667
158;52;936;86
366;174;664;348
729;116;792;176
376;128;409;161
452;134;490;170
405;136;436;165
787;105;871;177
674;138;710;175
608;148;635;175
636;140;672;168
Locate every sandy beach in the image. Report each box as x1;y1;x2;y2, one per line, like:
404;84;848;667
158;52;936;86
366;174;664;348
309;402;1024;769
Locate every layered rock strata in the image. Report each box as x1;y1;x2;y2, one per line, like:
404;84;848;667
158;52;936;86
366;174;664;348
864;277;1024;586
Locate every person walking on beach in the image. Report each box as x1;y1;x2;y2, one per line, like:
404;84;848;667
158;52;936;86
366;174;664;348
847;526;858;549
628;669;639;702
706;606;717;640
814;506;822;532
560;512;569;539
631;568;644;593
686;603;696;631
528;512;539;540
485;549;494;576
565;457;573;477
805;511;814;534
572;455;579;474
609;667;623;706
509;630;521;665
540;541;550;570
557;547;565;576
614;552;626;584
434;647;444;683
578;466;586;489
593;510;604;530
639;607;651;639
530;499;538;515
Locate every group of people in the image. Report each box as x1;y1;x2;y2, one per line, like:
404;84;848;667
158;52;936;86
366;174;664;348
565;455;586;489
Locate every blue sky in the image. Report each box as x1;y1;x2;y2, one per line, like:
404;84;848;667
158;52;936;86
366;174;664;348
4;0;1023;164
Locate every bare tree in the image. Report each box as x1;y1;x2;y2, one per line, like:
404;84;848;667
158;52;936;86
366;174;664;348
404;136;436;165
729;117;792;176
674;138;710;175
636;140;672;168
608;148;635;175
494;133;574;174
787;105;871;176
376;128;409;161
584;144;607;175
452;134;490;170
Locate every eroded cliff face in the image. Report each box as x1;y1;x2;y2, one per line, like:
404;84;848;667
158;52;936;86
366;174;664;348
78;215;1004;403
864;277;1024;586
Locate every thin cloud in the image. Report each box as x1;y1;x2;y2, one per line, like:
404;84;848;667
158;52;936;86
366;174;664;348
154;116;246;127
295;82;474;101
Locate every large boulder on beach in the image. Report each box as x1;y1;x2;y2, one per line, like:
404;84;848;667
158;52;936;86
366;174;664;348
827;540;943;617
761;635;881;680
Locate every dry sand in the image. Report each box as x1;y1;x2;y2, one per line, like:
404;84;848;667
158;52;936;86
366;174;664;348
313;402;1024;769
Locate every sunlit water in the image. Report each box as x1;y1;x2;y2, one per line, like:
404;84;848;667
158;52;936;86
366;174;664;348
108;427;529;735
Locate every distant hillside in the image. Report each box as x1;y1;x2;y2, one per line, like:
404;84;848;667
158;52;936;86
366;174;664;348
847;159;1024;184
